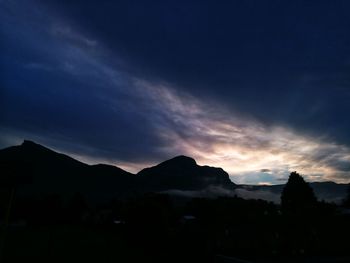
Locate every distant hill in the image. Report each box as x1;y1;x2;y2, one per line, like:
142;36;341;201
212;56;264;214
138;155;236;191
0;140;348;203
237;182;349;204
0;140;137;201
0;141;235;201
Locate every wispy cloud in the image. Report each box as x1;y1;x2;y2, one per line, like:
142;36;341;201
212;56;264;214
51;24;98;48
1;0;350;184
134;80;350;184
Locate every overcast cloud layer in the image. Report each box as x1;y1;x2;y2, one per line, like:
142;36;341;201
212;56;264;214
1;0;350;184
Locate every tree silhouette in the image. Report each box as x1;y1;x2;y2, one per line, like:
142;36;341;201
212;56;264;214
281;171;317;214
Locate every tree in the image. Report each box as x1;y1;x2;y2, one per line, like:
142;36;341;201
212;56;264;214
281;171;317;214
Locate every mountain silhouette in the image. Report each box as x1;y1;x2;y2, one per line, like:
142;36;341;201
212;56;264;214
138;155;236;191
0;141;235;201
0;140;348;203
0;140;136;201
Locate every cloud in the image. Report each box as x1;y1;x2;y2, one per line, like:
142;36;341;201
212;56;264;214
40;0;350;147
23;62;54;71
234;188;280;203
161;185;348;204
1;0;350;185
129;80;350;184
51;24;97;48
161;186;237;199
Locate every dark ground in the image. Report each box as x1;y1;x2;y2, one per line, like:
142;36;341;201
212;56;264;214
1;192;350;263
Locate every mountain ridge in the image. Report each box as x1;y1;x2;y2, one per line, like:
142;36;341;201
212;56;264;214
0;140;236;201
0;140;348;203
138;154;235;191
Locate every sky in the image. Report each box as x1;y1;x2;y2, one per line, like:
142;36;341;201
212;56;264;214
1;0;350;184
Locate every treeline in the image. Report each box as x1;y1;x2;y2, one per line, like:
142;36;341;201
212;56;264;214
0;172;350;262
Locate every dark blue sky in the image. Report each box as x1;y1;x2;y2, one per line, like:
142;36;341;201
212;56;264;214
1;0;350;184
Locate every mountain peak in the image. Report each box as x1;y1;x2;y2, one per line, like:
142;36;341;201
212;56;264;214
137;155;235;191
20;140;53;153
21;140;40;147
162;155;197;166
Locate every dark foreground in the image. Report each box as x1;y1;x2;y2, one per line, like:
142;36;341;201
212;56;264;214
1;193;350;263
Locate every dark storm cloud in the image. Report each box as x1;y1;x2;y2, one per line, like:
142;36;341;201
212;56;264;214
40;0;350;144
0;0;169;163
1;0;350;182
310;147;350;173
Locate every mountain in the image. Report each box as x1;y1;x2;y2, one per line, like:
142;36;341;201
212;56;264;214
0;140;348;204
138;155;236;191
0;140;136;201
0;141;236;201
